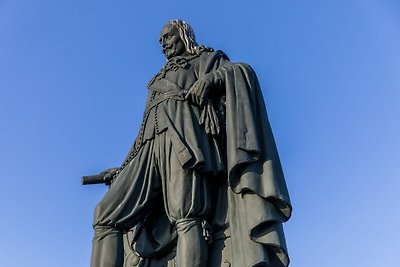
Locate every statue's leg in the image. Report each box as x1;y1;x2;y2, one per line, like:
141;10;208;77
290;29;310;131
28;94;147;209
91;140;162;267
156;133;211;267
175;218;209;267
91;226;124;267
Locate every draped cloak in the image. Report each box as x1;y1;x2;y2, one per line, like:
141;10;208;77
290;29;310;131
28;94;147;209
222;62;292;267
120;50;292;267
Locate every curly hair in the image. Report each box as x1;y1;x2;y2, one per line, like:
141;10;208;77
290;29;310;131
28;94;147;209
168;19;210;55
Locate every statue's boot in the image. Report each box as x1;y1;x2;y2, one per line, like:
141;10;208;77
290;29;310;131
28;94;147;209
176;218;208;267
91;226;124;267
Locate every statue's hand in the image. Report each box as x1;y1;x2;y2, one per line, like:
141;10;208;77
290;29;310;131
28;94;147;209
185;74;215;106
100;167;119;186
200;101;221;136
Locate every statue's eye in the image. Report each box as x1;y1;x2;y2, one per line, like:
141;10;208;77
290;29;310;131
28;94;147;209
160;34;170;43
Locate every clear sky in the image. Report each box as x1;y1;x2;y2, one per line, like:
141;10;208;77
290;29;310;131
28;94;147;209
1;0;399;266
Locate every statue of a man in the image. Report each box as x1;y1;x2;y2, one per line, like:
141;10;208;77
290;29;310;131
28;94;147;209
89;19;292;267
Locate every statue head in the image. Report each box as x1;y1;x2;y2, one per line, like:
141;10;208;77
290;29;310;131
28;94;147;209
160;19;205;59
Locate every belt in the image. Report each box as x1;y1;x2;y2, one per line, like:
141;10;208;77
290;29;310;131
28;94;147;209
145;77;188;114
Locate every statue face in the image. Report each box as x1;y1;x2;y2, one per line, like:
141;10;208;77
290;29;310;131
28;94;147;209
159;23;186;59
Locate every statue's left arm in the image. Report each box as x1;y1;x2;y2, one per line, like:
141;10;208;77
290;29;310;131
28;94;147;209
185;50;232;136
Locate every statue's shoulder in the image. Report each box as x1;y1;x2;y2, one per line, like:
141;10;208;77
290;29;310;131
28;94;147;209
194;48;231;71
197;47;230;61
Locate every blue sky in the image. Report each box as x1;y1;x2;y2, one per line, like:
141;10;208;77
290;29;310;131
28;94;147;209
1;0;399;266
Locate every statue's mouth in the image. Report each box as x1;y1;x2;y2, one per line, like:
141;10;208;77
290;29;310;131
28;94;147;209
163;44;173;54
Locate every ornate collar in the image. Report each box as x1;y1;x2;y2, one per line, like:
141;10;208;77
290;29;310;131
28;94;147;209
147;51;207;87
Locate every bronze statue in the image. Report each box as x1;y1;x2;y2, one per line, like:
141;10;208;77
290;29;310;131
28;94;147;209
86;19;292;267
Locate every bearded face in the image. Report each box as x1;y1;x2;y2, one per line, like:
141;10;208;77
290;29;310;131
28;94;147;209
159;23;186;60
